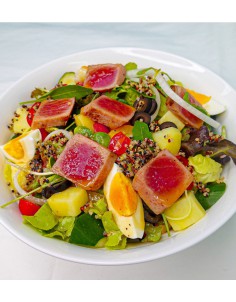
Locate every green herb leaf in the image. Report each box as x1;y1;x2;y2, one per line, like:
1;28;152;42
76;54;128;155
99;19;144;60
195;182;226;210
125;62;138;71
183;92;209;116
69;213;104;246
21;85;94;105
132;121;153;141
137;67;159;76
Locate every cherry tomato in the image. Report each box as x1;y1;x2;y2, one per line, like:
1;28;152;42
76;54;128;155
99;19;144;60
26;102;41;126
108;132;131;155
19;199;41;216
93;122;110;133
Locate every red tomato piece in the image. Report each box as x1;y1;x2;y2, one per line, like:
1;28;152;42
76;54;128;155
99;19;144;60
108;132;131;155
93;122;110;133
27;102;41;126
19;199;41;216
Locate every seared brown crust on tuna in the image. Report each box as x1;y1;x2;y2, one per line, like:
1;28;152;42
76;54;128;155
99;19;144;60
84;64;126;92
132;150;194;215
31;98;75;129
166;85;203;129
81;95;135;129
52;134;117;191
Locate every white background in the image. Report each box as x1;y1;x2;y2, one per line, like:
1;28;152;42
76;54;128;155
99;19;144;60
0;23;236;280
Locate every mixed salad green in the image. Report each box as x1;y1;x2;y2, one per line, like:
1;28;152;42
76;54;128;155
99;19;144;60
1;61;236;250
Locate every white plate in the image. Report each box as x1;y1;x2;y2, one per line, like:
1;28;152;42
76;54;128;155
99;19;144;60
0;47;236;265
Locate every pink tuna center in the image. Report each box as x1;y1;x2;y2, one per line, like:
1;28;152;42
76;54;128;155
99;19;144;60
60;143;102;181
39;99;73;117
88;67;117;88
146;157;184;193
97;97;133;116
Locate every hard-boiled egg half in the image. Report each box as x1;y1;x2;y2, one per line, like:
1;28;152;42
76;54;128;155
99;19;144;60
104;164;145;239
186;88;225;116
0;129;41;164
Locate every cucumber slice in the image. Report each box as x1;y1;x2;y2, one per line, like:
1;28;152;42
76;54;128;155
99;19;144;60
58;72;76;85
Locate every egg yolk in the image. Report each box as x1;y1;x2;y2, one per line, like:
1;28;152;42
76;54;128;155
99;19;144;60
3;134;27;160
186;89;211;105
109;172;138;217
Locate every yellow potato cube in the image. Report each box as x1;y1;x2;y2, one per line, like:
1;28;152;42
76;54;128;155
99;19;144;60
48;187;88;217
158;111;185;131
74;114;94;132
164;191;206;231
152;127;182;155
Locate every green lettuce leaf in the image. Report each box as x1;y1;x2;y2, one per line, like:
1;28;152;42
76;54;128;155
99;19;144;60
23;203;58;231
43;216;75;240
188;154;222;184
142;223;162;243
88;198;108;219
102;211;127;250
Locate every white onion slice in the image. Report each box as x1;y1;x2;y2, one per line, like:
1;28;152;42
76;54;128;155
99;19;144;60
6;160;54;176
150;86;161;122
44;129;73;142
156;73;220;129
13;170;46;205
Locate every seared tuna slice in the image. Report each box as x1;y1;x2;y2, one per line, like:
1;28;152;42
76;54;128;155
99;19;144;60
81;95;135;129
31;98;75;129
132;150;194;214
52;134;117;191
83;64;126;92
166;85;204;129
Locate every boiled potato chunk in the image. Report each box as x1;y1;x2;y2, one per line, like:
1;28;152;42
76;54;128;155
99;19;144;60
74;114;94;132
152;127;182;155
48;187;88;217
12;107;30;134
158;111;185;131
164;191;206;231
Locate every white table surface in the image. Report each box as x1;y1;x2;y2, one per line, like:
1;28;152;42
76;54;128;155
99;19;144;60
0;23;236;280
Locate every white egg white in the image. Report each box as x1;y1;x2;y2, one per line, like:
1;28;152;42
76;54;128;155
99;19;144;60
0;129;41;163
104;164;145;239
203;98;226;116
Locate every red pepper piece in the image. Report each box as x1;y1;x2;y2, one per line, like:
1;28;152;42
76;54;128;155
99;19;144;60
19;199;41;216
176;155;189;167
39;128;49;141
26;102;41;126
108;132;131;156
93;122;110;133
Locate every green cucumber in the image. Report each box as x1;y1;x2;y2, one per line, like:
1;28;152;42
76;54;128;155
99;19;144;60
58;72;76;85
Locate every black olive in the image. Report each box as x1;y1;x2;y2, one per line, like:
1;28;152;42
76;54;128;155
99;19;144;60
130;111;151;125
148;99;157;115
127;238;141;243
143;202;161;224
159;121;178;130
133;97;152;113
42;180;72;199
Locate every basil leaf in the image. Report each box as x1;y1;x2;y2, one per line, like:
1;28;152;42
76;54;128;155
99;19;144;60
132;121;153;141
69;213;104;246
195;182;226;210
125;62;137;71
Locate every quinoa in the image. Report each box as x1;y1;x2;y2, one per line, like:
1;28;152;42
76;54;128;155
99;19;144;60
116;138;160;177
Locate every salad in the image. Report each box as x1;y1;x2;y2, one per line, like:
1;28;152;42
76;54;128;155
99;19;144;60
1;61;236;250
